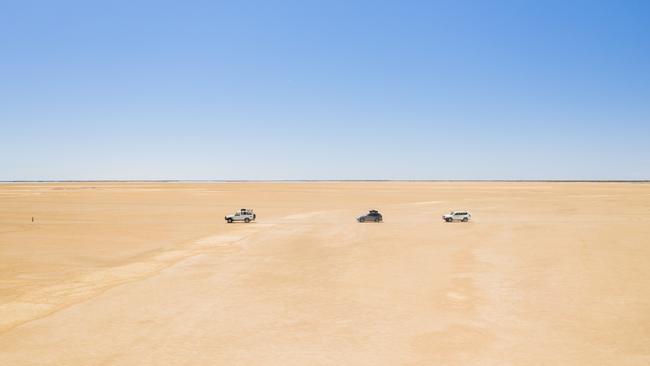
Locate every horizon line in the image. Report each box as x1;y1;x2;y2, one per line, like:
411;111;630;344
1;179;649;184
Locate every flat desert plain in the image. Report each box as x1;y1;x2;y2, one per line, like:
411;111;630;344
1;182;649;365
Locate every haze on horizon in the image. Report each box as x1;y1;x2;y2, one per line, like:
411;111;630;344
1;0;649;181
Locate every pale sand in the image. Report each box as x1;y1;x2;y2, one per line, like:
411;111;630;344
1;182;649;365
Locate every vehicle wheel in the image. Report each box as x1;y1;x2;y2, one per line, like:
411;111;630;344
462;217;468;222
227;218;233;223
375;218;381;222
359;217;365;223
445;218;452;223
244;218;250;223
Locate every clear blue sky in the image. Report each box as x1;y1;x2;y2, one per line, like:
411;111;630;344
1;0;649;180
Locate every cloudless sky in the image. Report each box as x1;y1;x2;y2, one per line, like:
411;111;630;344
1;0;649;180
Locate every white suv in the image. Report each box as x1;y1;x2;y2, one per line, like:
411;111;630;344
225;209;256;223
443;211;471;222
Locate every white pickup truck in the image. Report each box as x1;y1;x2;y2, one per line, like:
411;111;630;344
225;209;256;223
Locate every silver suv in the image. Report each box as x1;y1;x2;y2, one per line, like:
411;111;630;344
443;211;471;222
225;209;256;223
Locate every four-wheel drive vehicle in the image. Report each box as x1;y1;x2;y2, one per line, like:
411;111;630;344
224;208;471;224
357;210;383;223
225;209;256;223
443;211;471;222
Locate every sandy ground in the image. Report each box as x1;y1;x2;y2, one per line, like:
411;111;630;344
1;182;649;365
